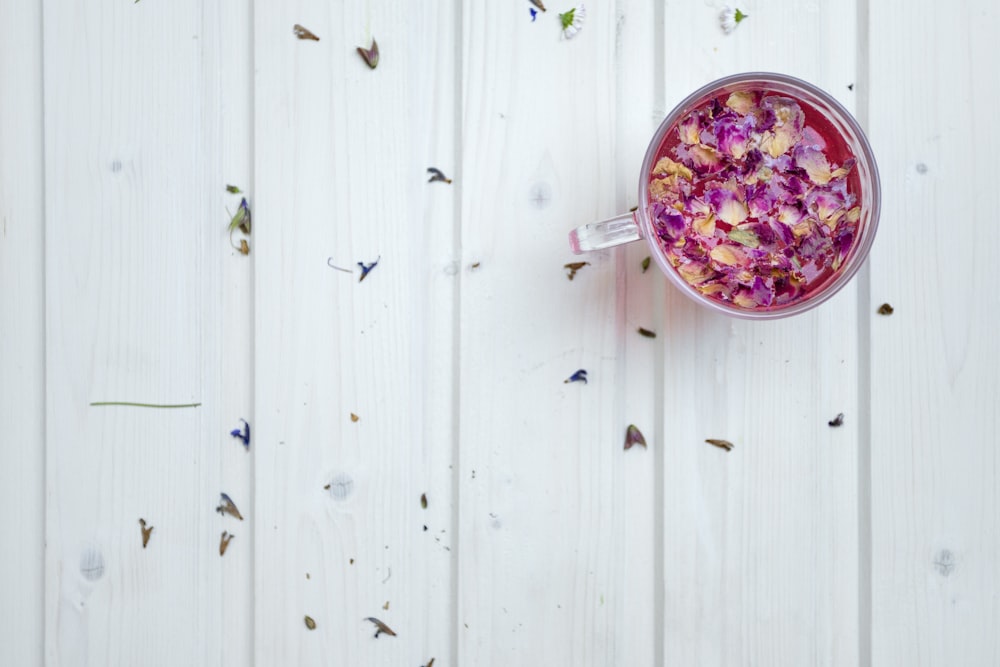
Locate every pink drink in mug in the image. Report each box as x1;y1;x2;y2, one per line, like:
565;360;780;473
569;72;880;319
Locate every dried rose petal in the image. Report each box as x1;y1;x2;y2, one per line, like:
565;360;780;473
725;90;756;115
678;259;714;285
714;115;750;159
706;187;748;225
677;113;702;144
652;156;693;180
710;244;746;266
793;145;833;184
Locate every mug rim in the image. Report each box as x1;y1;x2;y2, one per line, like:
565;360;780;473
637;72;881;320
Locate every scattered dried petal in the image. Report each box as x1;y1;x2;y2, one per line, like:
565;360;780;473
220;531;234;556
564;369;588;384
637;327;657;338
357;38;379;69
225;184;242;194
564;261;590;280
139;519;153;548
828;413;845;427
293;24;320;41
304;615;317;630
530;0;546;10
705;438;734;451
427;167;452;184
624;424;647;450
559;5;586;39
358;256;381;282
420;493;428;509
216;492;244;521
425;659;435;667
239;239;249;255
877;303;894;315
364;616;397;638
350;412;360;422
230;418;250;450
641;256;651;273
228;197;251;235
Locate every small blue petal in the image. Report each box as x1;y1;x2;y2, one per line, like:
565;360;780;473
530;8;537;20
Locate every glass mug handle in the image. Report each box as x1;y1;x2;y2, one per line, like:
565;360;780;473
568;211;642;254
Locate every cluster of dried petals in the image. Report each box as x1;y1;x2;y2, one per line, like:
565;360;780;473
648;90;860;309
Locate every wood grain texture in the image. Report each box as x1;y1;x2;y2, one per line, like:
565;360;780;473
656;2;862;665
868;0;1000;664
0;2;45;664
252;1;458;665
456;4;624;665
41;0;252;664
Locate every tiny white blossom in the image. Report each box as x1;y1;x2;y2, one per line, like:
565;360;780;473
719;6;748;35
560;4;586;39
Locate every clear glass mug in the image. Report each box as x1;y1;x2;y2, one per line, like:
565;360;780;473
568;72;881;319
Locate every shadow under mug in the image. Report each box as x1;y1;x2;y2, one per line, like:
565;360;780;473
568;72;881;320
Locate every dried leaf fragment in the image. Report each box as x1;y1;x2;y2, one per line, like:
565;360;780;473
220;531;234;556
216;492;244;520
641;256;651;273
293;24;320;41
364;616;397;638
350;412;360;422
529;0;546;10
828;413;845;427
427;167;452;184
139;518;153;548
877;303;894;315
357;38;379;69
705;438;734;451
564;261;590;280
239;239;249;255
637;327;656;338
225;184;242;194
624;424;647;450
304;615;317;630
382;601;390;610
420;493;428;509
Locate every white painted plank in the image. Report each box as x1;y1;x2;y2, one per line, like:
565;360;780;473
212;2;256;664
456;4;625;665
42;1;251;664
0;2;45;665
655;1;862;664
252;2;457;665
614;1;662;665
868;0;1000;663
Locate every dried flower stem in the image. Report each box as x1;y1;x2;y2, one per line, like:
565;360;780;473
90;401;201;408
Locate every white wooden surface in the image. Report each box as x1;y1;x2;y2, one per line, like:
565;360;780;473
1;0;998;665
